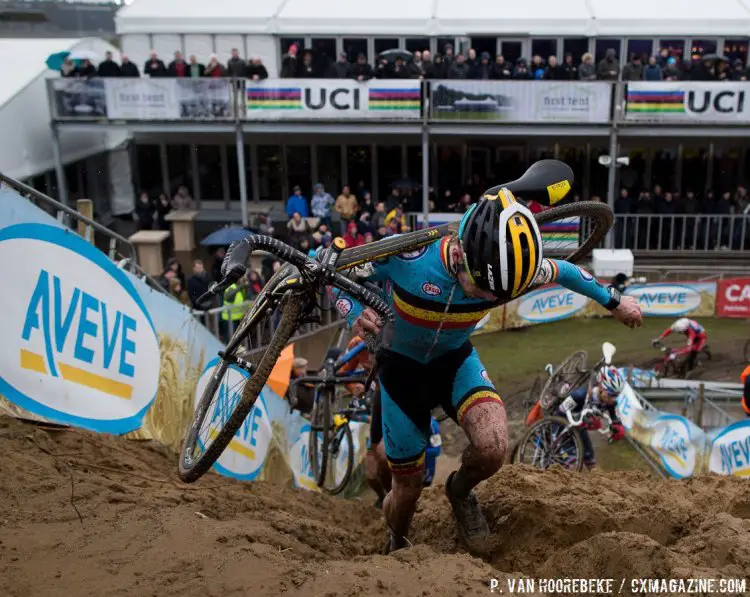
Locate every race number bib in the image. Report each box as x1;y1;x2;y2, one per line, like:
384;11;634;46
560;396;577;413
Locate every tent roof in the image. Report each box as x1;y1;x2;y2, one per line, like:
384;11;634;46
0;38;80;109
116;0;750;36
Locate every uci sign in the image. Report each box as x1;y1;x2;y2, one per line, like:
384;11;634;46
0;223;160;433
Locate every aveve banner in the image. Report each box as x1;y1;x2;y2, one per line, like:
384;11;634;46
716;278;750;318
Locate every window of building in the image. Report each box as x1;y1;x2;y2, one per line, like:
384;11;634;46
437;37;455;56
375;38;400;58
166;144;193;195
197;145;224;200
470;37;497;58
317;146;342;195
279;38;304;55
347;145;371;191
257;145;283;201
406;38;430;53
659;39;684;60
627;39;653;63
226;145;253;201
377;146;401;200
311;38;336;73
343;38;367;63
500;41;523;65
690;39;717;58
136;144;162;195
286;145;312;199
595;38;621;63
563;38;588;64
531;38;557;61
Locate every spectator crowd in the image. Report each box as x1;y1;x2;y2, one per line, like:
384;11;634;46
59;44;750;83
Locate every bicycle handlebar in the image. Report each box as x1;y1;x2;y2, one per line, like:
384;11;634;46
198;234;395;329
564;406;612;434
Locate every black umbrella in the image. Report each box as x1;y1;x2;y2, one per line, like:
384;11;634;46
392;177;419;190
701;53;730;63
377;49;413;63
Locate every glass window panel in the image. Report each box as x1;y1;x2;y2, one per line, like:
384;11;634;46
437;37;455;58
136;144;162;196
343;38;368;63
724;39;748;64
406;38;430;53
311;38;336;74
347;145;371;192
470;37;497;58
500;41;522;65
196;145;224;200
317;146;342;196
166;144;193;196
659;39;684;61
377;146;401;203
258;145;283;201
375;38;400;56
595;38;621;63
286;145;312;199
563;38;588;64
280;38;304;54
691;39;717;58
532;39;557;61
627;39;653;63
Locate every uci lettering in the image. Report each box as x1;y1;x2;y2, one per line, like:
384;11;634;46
718;436;750;474
532;292;574;313
21;269;137;378
688;90;746;114
305;87;361;111
658;427;688;462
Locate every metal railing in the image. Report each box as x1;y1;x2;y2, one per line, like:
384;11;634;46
613;214;750;254
0;172;174;298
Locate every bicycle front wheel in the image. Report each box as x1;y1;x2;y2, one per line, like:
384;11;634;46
179;293;303;482
310;387;333;488
535;201;613;263
323;422;355;495
517;416;585;472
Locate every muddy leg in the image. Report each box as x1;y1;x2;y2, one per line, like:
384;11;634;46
383;467;423;551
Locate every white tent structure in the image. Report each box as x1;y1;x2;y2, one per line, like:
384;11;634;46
115;0;750;76
0;37;127;182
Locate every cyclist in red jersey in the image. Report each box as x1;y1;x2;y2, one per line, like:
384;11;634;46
652;317;708;372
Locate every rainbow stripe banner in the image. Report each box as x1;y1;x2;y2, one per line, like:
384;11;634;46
244;79;421;120
626;89;685;114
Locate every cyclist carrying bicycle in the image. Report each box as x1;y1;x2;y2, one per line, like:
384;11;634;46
555;366;626;468
652;317;707;372
332;189;643;555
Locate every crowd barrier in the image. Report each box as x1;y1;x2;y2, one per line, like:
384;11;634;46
473;276;749;335
616;384;750;479
0;184;367;491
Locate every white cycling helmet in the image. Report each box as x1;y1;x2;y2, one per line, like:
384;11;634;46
597;366;625;397
671;318;690;333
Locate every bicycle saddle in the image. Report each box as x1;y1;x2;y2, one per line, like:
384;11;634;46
482;159;574;206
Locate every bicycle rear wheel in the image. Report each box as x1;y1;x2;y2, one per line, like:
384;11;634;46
535;201;613;263
539;350;589;411
179;293;302;482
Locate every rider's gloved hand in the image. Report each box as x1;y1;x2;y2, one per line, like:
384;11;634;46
610;422;626;441
584;416;602;431
651;338;661;347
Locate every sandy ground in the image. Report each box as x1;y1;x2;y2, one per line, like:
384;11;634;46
2;416;749;597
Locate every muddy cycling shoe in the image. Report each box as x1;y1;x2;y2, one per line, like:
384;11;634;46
445;471;490;556
382;529;407;555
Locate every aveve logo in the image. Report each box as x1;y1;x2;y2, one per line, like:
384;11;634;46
193;357;271;480
289;424;319;491
0;224;159;433
625;284;701;316
649;415;696;479
708;421;750;477
517;285;588;323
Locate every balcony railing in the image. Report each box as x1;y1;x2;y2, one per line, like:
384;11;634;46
47;78;750;126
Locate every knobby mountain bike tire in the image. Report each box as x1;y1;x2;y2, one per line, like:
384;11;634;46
336;201;612;271
324;422;355;495
518;416;585;473
310;386;333;488
178;293;303;482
